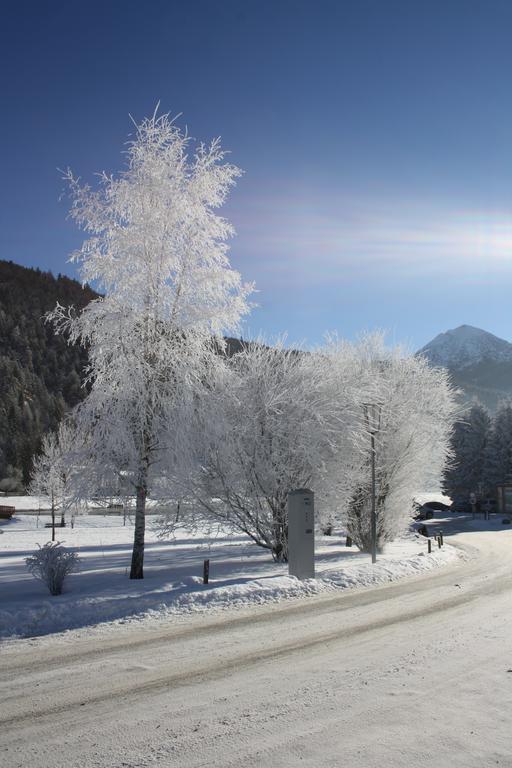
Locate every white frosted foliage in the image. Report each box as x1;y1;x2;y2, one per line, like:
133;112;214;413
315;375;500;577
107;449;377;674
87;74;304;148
47;109;254;579
167;333;457;559
324;334;458;551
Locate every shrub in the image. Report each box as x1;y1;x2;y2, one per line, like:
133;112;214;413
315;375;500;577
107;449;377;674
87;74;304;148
25;542;80;595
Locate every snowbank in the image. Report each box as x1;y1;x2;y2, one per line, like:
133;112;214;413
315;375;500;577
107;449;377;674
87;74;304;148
0;512;459;640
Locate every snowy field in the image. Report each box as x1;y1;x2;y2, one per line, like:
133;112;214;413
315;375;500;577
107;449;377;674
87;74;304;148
0;496;459;640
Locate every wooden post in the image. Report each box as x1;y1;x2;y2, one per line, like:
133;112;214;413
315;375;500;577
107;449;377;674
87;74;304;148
51;490;55;542
346;535;353;547
439;530;444;546
437;536;442;548
428;538;432;554
203;559;210;585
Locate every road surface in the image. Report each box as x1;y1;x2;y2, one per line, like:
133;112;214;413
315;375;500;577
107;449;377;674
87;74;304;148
1;524;512;767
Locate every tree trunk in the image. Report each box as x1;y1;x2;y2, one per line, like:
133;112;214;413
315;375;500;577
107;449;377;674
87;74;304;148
51;492;55;542
130;484;147;579
272;501;288;562
271;541;288;562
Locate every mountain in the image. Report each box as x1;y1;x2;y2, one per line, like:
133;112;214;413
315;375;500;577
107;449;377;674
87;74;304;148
0;260;249;491
0;260;98;490
417;325;512;411
417;325;512;369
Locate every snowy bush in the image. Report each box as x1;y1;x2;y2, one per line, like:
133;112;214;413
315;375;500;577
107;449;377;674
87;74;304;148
25;542;80;596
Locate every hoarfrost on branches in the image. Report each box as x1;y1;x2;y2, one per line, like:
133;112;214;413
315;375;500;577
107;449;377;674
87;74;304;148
30;419;81;539
323;334;458;551
25;542;80;596
47;109;253;578
172;333;457;560
176;339;359;561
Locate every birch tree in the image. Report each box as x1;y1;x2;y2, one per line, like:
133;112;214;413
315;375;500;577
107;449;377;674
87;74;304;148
49;110;253;578
30;420;78;540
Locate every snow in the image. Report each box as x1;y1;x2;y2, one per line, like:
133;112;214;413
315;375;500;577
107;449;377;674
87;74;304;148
418;324;512;369
0;494;52;511
1;522;510;768
0;504;459;640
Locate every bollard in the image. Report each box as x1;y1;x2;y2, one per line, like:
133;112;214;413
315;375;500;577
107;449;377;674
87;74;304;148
203;558;210;584
428;538;432;554
437;536;442;549
346;535;353;547
439;530;444;546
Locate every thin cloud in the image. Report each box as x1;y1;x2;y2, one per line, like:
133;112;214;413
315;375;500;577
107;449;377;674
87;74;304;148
230;186;512;288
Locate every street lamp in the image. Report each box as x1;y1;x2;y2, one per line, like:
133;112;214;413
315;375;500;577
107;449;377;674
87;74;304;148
362;402;382;564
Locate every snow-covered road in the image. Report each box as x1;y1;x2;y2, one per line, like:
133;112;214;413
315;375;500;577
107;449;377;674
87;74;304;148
1;525;512;767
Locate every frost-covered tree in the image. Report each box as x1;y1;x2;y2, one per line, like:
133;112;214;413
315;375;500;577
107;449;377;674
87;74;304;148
442;402;492;500
30;420;78;540
163;334;456;559
173;340;354;561
48;110;253;578
484;400;512;491
326;335;458;552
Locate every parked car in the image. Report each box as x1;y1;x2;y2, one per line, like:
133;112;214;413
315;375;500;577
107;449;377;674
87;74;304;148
414;500;450;520
422;500;450;512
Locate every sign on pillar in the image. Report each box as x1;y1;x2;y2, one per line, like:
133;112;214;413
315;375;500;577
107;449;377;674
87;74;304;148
287;489;315;579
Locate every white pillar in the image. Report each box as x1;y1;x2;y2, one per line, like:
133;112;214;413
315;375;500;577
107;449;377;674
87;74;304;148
287;489;315;579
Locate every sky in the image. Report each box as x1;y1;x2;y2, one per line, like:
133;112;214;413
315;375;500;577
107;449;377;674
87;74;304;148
2;0;512;350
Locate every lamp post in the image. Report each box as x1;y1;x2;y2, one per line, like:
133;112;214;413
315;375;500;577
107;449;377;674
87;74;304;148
362;402;382;564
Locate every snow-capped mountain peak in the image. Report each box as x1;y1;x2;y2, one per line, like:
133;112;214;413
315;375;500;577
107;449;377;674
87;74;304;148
417;325;512;369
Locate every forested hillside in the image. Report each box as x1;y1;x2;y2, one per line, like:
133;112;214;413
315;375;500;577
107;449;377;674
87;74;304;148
0;260;98;490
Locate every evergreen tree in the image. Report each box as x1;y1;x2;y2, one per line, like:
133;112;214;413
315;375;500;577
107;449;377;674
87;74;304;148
0;259;98;486
484;400;512;491
443;402;492;500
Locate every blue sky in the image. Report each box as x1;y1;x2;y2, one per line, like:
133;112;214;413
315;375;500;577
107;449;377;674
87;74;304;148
2;0;512;350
